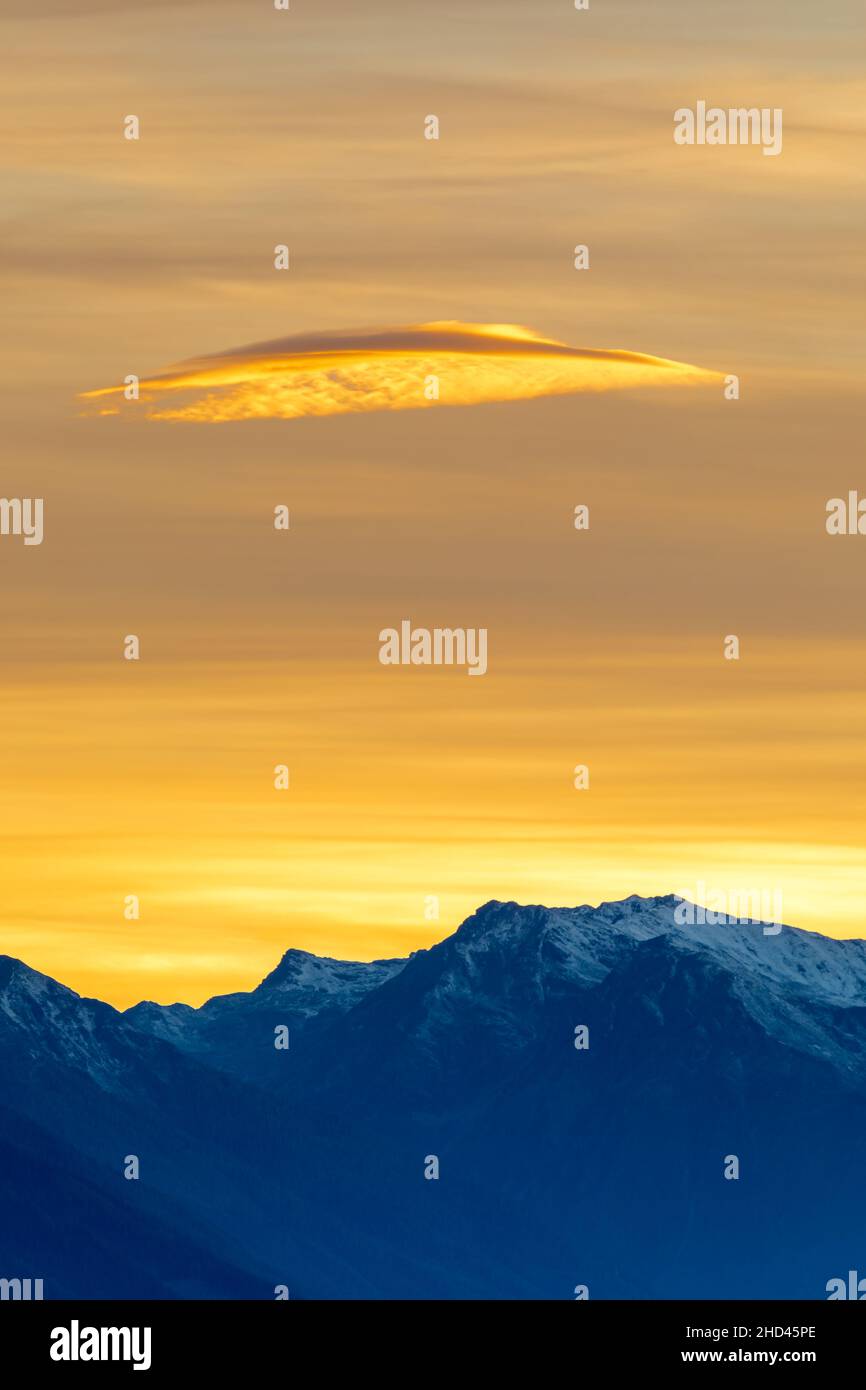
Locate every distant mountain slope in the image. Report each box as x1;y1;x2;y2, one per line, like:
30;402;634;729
125;949;405;1083
2;896;866;1298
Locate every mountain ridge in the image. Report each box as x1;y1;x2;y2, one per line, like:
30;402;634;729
3;893;866;1298
5;892;866;1017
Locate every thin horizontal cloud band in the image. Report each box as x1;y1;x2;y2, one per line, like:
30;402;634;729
81;321;722;423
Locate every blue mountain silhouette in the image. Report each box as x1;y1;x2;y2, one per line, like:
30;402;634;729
2;895;866;1298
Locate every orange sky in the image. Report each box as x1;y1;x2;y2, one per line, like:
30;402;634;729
2;0;865;1005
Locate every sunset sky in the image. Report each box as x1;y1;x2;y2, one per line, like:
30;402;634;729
2;0;865;1006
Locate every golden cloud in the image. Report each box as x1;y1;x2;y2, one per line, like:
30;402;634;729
81;321;721;423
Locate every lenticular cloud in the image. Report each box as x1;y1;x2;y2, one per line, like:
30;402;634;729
80;321;721;423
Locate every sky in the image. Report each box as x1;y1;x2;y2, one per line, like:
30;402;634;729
2;0;865;1006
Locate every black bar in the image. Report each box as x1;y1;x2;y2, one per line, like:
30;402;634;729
1;1299;861;1374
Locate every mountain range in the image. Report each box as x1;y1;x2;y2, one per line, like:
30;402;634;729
2;894;865;1299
